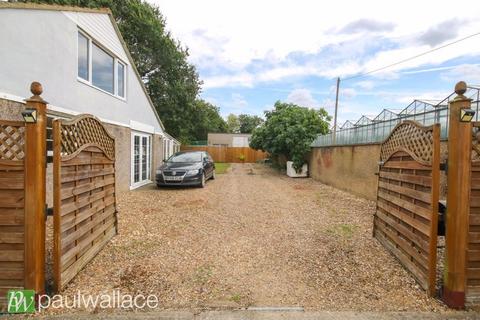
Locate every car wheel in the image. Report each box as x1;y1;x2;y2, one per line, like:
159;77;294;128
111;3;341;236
199;173;206;188
211;170;216;180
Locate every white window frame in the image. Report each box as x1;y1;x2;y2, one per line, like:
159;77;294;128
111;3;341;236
116;60;126;98
163;139;167;161
77;29;127;101
130;131;152;189
163;139;173;160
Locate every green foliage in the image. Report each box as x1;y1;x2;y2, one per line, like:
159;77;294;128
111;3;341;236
238;114;263;133
250;101;331;171
226;114;240;133
190;99;228;141
225;114;264;133
18;0;229;143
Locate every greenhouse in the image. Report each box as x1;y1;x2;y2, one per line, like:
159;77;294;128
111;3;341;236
312;85;480;147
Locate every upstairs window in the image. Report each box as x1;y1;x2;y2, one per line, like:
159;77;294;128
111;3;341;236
92;43;114;94
77;30;126;99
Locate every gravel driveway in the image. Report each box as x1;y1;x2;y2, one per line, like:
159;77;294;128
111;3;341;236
55;163;445;312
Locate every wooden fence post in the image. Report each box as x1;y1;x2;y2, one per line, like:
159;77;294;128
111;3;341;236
23;82;47;294
443;81;473;308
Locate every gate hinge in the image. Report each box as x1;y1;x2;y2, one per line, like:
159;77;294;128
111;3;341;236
46;150;53;165
45;205;53;220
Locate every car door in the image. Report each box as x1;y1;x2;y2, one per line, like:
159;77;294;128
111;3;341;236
206;153;215;177
203;152;214;177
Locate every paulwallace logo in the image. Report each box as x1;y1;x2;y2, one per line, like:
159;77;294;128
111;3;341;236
7;290;35;313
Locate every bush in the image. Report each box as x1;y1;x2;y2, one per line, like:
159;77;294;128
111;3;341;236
250;101;331;171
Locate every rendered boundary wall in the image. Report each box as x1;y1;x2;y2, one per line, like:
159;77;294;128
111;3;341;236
309;142;448;201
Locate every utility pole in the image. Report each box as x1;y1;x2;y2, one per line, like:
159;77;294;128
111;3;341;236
332;77;340;144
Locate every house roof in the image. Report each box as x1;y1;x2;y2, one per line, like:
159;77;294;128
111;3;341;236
0;2;166;132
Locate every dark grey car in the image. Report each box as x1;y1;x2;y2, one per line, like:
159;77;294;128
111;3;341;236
156;151;215;188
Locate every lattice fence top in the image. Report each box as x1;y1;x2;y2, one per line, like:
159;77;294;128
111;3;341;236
380;121;435;166
58;115;115;160
0;121;25;161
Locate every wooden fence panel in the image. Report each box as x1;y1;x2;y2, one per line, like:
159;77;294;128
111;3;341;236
181;146;268;163
0;120;25;310
467;122;480;305
373;121;440;296
53;114;117;292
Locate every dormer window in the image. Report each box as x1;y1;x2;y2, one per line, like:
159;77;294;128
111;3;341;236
77;30;126;99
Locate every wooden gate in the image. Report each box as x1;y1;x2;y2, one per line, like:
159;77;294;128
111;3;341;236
0;120;26;308
0;84;47;310
373;121;440;296
53;114;117;291
467;122;480;305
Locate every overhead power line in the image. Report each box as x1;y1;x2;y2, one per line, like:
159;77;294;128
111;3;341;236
342;31;480;81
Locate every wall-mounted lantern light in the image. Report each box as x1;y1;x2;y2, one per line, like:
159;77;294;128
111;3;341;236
21;108;37;123
460;108;475;122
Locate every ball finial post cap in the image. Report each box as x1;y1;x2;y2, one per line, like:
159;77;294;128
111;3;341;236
455;81;467;96
30;82;43;96
25;81;47;103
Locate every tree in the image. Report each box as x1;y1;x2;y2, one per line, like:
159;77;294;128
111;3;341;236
226;114;240;133
190;99;228;141
238;114;263;133
250;101;331;171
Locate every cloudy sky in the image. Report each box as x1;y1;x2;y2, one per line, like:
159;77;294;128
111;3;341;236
149;0;480;125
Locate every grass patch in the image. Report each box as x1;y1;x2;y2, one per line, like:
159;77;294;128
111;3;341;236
193;265;213;285
215;163;230;174
326;224;358;238
230;293;242;303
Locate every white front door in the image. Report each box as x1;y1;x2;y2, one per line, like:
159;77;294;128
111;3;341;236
131;132;151;188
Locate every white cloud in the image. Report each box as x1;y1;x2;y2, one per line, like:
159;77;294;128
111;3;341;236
150;0;480;89
231;93;248;109
393;92;449;105
338;19;395;34
286;89;318;108
141;0;480;126
202;96;218;105
218;93;265;117
202;72;254;89
153;0;478;65
354;80;375;90
341;88;357;99
372;89;451;106
440;64;480;85
417;18;464;47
